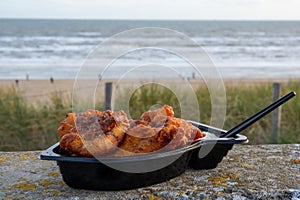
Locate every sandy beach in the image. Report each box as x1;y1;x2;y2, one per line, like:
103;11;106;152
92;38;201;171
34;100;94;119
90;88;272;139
1;77;299;103
0;79;77;103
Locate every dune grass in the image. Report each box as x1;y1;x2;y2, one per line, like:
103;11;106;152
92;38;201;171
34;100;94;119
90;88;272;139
0;80;299;151
0;87;72;150
225;81;299;144
127;83;181;119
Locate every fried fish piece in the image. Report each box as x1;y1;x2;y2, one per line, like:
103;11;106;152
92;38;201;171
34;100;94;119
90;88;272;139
117;124;162;154
111;106;205;157
57;113;76;138
57;110;102;138
156;117;205;151
141;104;174;122
59;132;91;157
59;110;129;157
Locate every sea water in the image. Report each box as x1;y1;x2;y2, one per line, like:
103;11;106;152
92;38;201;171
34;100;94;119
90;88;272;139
0;19;300;80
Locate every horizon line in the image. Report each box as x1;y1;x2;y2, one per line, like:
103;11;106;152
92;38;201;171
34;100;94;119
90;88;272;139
1;17;300;22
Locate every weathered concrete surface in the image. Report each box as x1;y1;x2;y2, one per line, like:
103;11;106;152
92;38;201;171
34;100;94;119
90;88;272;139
1;144;299;199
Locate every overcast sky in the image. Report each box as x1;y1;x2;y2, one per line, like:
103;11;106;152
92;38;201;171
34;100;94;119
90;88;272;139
1;0;300;20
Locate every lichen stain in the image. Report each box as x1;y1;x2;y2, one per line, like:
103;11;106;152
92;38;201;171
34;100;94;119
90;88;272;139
208;173;240;187
46;170;60;178
241;163;255;169
291;157;300;165
230;157;244;162
0;155;13;164
17;153;37;161
39;179;55;187
4;194;25;200
146;193;163;200
7;181;37;191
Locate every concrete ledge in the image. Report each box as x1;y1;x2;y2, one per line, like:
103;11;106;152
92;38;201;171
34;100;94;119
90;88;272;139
1;144;300;199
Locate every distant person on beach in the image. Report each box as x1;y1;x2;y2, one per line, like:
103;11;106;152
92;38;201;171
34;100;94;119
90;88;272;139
26;74;29;81
15;79;19;86
50;77;54;84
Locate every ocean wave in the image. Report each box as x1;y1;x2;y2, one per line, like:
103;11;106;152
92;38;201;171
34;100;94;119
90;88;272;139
76;32;102;37
0;36;105;45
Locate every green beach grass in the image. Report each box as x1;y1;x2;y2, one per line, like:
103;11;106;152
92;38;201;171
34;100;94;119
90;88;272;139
0;80;299;151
